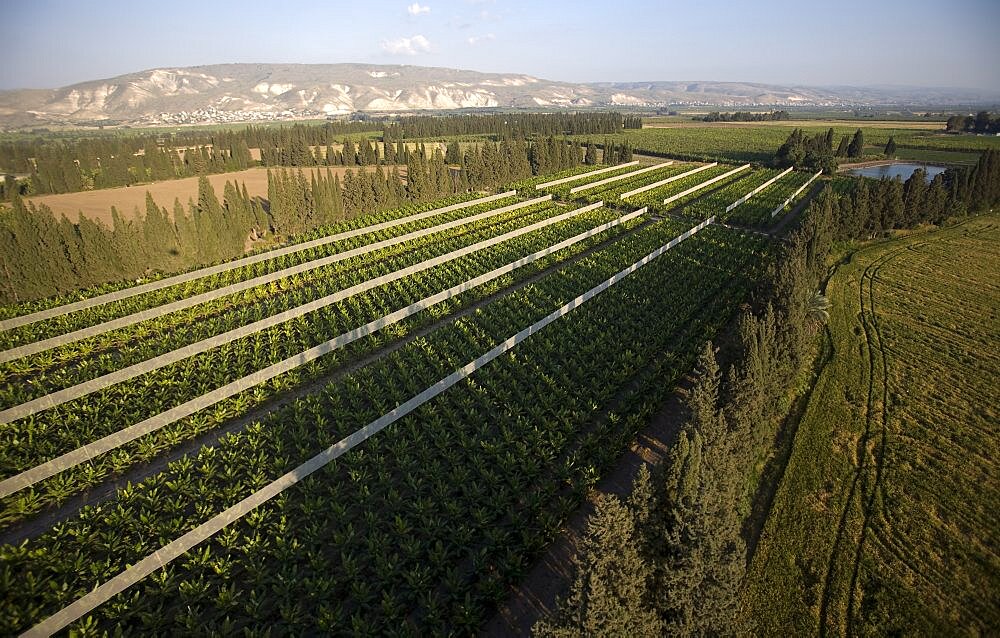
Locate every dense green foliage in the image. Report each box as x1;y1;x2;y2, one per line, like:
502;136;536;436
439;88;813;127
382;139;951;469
384;112;640;139
884;135;896;157
0;201;620;520
697;111;790;122
945;110;1000;133
774;128;838;173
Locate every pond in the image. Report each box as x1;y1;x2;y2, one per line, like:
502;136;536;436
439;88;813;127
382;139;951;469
846;162;947;182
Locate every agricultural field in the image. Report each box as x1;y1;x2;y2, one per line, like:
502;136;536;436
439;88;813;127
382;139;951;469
566;162;703;204
726;170;822;227
24;166;399;223
568;124;1000;165
0;169;776;635
643;118;946;130
669;167;784;222
620;163;747;215
550;160;820;227
743;217;1000;635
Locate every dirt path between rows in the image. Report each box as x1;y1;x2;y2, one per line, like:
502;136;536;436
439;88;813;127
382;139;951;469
482;380;692;636
769;181;825;236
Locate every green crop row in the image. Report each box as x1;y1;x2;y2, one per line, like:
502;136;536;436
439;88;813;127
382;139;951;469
571;163;698;204
0;192;494;323
0;195;526;351
674;168;785;221
727;170;817;227
0;204;643;525
1;199;555;404
622;164;737;213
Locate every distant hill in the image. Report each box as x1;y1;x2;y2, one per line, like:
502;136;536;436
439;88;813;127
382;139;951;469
0;63;997;128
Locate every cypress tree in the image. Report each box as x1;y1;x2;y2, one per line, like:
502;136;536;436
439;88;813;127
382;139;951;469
445;141;461;165
884;136;897;158
847;128;865;158
835;135;850;158
534;488;661;638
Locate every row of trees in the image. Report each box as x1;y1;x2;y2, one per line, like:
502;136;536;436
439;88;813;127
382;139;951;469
698;111;790;122
2;114;642;199
535;149;1000;636
601;139;635;165
0;121;374;178
945;111;999;134
0;178;265;302
12;139;257;197
838;149;999;238
0;137;590;303
383;112;641;139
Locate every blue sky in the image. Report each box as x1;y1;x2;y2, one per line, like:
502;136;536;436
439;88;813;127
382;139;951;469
1;0;998;90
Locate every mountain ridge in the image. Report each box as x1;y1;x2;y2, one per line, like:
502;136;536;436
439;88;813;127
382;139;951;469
1;63;997;128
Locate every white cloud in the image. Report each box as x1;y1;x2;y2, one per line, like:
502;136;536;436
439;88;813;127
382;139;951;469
381;34;432;55
407;2;430;16
466;33;496;45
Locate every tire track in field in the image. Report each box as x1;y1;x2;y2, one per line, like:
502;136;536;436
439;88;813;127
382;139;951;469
844;241;905;634
818;220;982;635
816;240;912;637
845;221;998;634
0;215;658;547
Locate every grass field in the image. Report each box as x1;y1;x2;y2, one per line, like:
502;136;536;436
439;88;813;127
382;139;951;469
892;147;983;166
643;119;945;130
569;125;1000;166
742;217;1000;636
25;165;402;223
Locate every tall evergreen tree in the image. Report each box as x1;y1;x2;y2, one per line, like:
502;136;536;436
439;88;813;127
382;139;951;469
847;128;865;158
884;136;897;158
835;135;850;158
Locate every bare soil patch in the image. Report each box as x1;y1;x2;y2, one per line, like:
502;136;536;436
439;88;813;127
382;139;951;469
26;165;403;225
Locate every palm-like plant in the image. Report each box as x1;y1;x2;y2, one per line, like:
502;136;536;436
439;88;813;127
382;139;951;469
807;290;832;324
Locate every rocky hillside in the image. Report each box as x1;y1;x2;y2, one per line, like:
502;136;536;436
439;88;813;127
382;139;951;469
0;63;995;128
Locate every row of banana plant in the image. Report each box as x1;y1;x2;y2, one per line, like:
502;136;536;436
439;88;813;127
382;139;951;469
0;205;649;525
727;170;816;227
672;167;785;221
615;163;738;211
506;164;615;192
0;191;501;326
570;163;698;204
0;194;526;352
0;199;558;404
1;224;772;636
537;163;649;199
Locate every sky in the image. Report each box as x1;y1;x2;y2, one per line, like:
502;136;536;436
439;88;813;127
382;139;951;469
1;0;998;91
